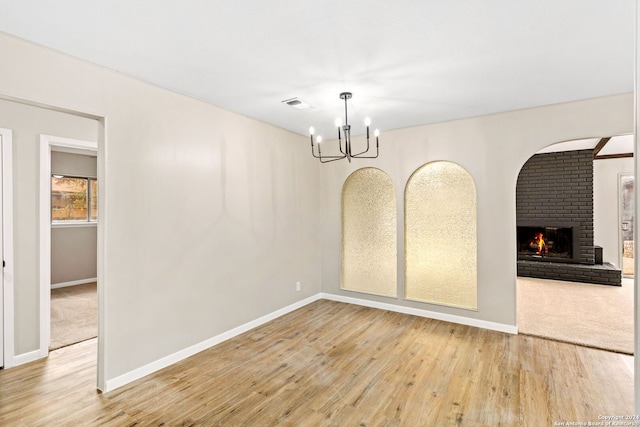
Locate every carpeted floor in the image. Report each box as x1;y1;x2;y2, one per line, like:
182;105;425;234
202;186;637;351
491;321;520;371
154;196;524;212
50;282;97;351
517;276;634;354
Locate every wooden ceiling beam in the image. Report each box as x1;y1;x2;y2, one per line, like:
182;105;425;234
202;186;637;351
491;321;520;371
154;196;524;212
593;152;634;160
592;137;611;158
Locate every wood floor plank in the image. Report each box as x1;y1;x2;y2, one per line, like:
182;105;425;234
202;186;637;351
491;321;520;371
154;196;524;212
0;300;633;425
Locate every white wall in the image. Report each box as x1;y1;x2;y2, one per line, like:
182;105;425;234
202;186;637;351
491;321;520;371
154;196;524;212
594;156;634;267
0;33;321;385
319;95;634;328
51;226;97;285
0;98;98;355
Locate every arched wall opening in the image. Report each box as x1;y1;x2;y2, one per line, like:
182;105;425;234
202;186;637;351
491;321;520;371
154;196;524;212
515;135;633;355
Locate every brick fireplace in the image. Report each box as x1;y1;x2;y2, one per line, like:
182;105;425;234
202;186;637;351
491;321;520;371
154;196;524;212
516;149;621;285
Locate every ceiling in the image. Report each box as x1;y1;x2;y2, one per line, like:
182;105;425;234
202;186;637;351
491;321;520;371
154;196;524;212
0;1;635;138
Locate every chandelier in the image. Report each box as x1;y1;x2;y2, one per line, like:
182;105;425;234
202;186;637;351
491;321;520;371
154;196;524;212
308;92;379;163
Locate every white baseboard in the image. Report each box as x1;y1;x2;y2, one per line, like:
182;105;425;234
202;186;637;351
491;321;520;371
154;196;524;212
104;292;516;393
12;349;44;367
320;293;518;335
104;294;322;392
51;278;97;289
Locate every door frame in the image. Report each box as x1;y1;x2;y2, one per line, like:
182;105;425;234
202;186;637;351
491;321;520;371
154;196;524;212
0;128;14;368
0;91;106;390
39;135;97;358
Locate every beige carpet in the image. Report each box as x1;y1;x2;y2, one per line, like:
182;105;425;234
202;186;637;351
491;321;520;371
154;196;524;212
50;282;97;350
517;277;634;354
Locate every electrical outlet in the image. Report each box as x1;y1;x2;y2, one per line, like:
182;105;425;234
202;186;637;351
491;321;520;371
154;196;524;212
296;281;301;292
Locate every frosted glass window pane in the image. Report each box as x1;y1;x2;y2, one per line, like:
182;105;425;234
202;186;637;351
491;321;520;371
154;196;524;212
342;168;397;297
405;161;477;309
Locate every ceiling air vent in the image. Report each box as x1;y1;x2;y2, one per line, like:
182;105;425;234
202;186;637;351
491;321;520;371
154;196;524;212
282;97;311;110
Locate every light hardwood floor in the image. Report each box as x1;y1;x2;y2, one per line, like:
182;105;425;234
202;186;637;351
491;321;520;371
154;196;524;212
0;300;634;426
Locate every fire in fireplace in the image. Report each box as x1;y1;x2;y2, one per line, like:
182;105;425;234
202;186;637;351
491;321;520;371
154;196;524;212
517;225;575;261
532;233;547;255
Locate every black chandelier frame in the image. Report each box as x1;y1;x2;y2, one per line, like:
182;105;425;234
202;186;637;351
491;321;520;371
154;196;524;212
309;92;379;163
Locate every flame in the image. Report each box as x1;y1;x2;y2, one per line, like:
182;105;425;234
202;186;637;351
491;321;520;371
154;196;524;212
534;233;548;255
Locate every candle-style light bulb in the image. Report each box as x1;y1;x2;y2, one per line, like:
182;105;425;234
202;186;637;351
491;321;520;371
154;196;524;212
374;129;380;137
309;126;315;135
335;118;342;128
364;117;371;127
317;136;323;143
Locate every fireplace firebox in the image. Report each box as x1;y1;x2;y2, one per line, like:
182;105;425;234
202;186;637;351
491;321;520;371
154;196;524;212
517;224;579;263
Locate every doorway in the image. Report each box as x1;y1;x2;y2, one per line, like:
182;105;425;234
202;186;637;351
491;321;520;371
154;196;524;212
621;174;634;278
39;135;98;356
516;139;634;355
0;96;105;388
49;150;98;350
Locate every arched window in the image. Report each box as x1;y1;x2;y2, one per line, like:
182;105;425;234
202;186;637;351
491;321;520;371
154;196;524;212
342;168;397;297
405;161;477;309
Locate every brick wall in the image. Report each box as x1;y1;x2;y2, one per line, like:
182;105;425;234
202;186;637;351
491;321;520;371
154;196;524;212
516;149;594;265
